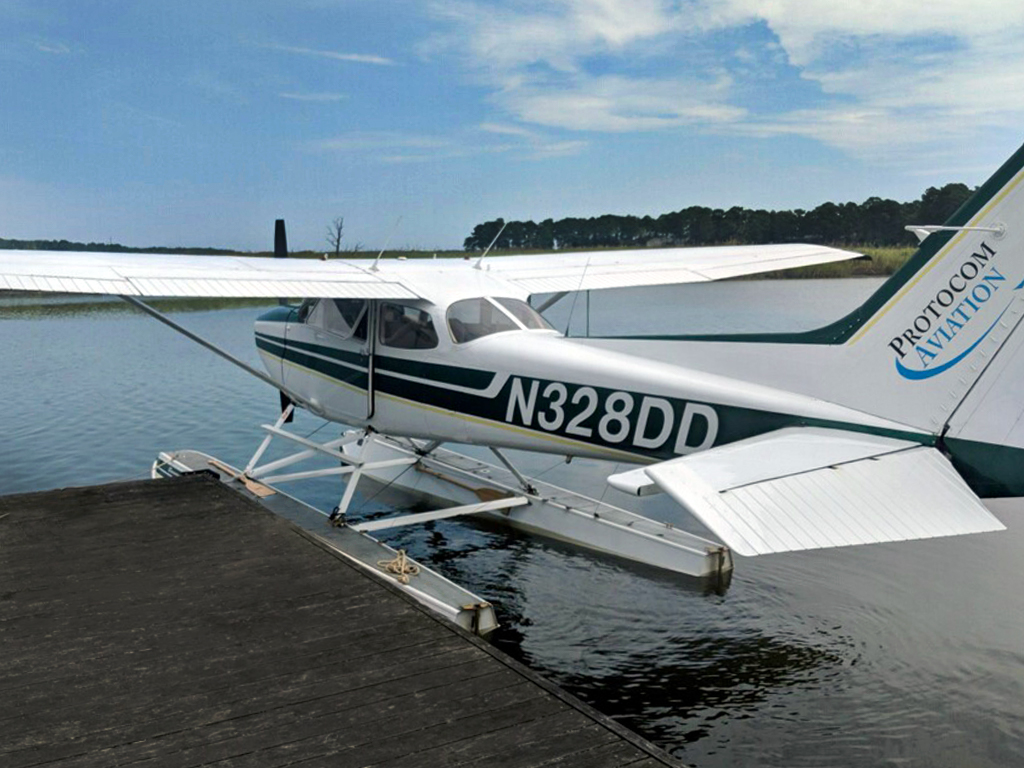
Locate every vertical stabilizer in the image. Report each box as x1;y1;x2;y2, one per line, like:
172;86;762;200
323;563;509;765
841;142;1024;438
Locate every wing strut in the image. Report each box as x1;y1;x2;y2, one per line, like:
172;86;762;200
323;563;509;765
118;295;314;413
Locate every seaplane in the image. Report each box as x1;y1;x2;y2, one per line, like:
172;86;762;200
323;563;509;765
3;141;1023;601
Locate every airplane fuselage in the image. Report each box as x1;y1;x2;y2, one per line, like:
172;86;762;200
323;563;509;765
255;301;928;464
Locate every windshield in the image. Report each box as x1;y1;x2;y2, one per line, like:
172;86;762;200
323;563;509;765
492;297;552;330
447;298;518;343
447;297;554;343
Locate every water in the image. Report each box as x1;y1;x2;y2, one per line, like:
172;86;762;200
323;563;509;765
3;282;1023;767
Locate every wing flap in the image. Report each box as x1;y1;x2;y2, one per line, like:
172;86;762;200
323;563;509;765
609;428;1004;556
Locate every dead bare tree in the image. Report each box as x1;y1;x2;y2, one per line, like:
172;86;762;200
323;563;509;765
326;216;344;257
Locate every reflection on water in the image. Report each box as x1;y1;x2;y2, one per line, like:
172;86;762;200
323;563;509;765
550;632;843;745
2;281;1023;768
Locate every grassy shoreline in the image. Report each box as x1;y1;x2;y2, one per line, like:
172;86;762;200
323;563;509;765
747;245;915;279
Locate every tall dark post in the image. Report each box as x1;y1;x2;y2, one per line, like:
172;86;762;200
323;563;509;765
273;218;294;421
274;219;288;259
274;219;288;307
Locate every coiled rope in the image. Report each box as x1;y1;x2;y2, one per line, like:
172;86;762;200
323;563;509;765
377;550;420;584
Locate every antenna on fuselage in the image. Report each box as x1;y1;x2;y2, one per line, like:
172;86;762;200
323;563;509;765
474;219;508;270
370;216;403;272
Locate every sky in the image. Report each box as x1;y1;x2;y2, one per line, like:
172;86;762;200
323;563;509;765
1;0;1023;252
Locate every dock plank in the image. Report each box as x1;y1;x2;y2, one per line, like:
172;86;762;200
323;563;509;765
0;475;684;768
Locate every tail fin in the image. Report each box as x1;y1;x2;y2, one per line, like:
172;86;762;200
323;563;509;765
840;141;1024;487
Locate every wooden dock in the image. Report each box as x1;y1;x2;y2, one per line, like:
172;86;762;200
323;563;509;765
0;474;684;768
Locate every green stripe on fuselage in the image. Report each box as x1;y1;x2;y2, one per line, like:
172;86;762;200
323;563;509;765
374;371;933;462
254;332;937;466
255;336;368;389
254;330;496;391
256;331;367;368
375;356;495;390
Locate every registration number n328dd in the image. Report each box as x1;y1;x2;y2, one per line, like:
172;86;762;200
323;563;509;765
504;377;718;454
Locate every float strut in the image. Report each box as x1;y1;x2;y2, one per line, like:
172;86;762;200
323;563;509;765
489;448;537;495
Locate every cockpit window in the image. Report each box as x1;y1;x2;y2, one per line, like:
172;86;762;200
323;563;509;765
492;297;553;330
380;303;438;349
303;299;367;340
447;298;519;343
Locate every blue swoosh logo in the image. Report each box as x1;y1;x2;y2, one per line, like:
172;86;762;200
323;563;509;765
896;305;1011;380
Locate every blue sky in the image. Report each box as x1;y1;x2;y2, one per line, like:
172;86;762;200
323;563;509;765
1;0;1022;251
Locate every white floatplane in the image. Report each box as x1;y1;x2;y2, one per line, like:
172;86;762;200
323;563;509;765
4;142;1024;582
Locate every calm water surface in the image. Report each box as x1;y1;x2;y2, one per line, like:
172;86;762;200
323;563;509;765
2;280;1022;767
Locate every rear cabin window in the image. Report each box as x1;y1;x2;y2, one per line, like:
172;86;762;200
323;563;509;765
447;298;518;343
380;303;439;349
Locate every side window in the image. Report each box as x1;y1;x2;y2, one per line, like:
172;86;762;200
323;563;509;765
303;299;325;327
325;299;367;340
380;303;439;350
447;298;518;343
305;298;367;341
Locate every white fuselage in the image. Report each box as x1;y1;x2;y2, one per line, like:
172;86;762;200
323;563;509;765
255;299;926;464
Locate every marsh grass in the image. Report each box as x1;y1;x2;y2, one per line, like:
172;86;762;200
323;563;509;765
746;246;916;279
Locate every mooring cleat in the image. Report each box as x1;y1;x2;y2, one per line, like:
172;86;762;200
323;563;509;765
328;506;347;527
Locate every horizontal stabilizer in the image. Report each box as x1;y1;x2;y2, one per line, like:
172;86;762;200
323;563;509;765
608;428;1004;556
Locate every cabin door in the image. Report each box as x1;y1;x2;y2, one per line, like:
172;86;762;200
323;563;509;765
284;299;372;423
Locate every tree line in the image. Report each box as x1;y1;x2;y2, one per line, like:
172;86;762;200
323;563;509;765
0;237;240;255
464;183;974;251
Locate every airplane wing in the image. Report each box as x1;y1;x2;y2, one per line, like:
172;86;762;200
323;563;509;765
0;243;861;299
0;250;420;299
607;427;1004;557
477;243;863;293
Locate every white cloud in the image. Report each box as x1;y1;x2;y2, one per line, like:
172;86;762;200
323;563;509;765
425;1;742;133
309;126;586;163
479;122;537;139
502;74;744;132
279;92;347;102
694;0;1024;160
479;122;589;158
426;0;1024;163
311;132;451;153
34;40;70;54
432;0;681;71
269;43;396;66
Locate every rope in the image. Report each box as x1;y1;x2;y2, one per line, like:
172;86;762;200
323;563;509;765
377;549;420;584
351;460;415;514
